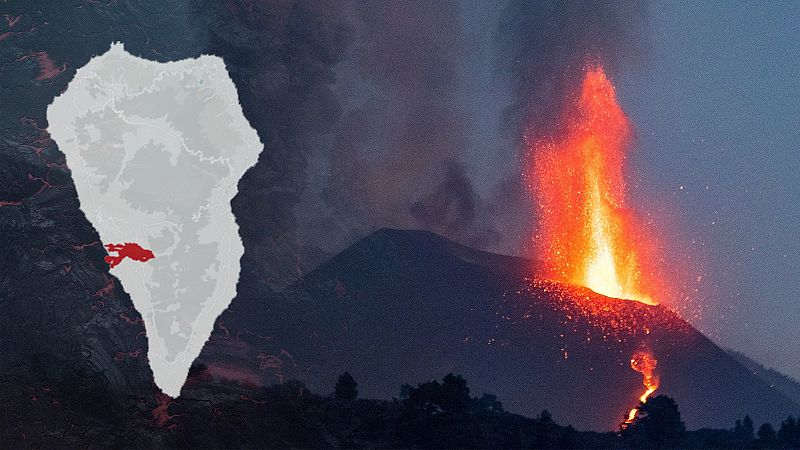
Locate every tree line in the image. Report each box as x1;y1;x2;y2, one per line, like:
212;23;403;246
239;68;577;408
166;369;800;449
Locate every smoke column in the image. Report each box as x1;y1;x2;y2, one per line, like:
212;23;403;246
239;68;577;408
206;0;649;289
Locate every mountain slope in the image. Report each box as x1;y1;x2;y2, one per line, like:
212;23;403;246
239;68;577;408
196;228;799;431
727;349;800;406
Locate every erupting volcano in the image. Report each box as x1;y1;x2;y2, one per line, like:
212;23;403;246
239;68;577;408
527;65;659;306
526;65;664;425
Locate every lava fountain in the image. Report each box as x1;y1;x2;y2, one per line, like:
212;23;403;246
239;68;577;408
526;65;659;306
525;64;662;424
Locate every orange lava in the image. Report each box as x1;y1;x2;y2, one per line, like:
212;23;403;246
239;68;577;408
624;351;660;426
526;65;658;305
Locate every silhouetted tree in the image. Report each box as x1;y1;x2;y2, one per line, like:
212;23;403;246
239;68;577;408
757;422;776;443
439;373;471;414
334;371;358;401
533;410;558;449
474;393;504;414
778;416;799;448
401;373;471;416
734;415;755;444
392;374;583;448
743;415;755;441
622;395;686;448
395;374;480;447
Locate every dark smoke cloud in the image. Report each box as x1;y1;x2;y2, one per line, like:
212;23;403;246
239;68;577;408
409;162;497;246
198;0;352;288
494;0;647;138
296;0;501;255
202;0;647;288
195;1;503;289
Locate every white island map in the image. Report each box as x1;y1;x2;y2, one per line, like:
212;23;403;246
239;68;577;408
47;43;262;396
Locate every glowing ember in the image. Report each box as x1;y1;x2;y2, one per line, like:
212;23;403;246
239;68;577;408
527;65;658;305
623;351;660;426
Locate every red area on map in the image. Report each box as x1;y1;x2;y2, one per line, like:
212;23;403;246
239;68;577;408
104;242;155;269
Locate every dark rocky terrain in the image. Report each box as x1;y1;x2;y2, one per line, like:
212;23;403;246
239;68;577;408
196;228;800;431
728;349;800;406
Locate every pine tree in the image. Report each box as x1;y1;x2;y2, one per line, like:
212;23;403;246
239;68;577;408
742;415;755;441
334;371;358;401
757;423;776;443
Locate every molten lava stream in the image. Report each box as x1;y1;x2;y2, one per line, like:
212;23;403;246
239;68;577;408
624;351;660;427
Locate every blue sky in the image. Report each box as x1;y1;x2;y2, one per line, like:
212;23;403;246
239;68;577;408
618;1;800;378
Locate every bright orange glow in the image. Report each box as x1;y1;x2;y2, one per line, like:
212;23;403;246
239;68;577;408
527;65;658;305
624;351;660;426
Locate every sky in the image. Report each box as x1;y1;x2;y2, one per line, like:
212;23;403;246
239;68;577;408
617;1;800;380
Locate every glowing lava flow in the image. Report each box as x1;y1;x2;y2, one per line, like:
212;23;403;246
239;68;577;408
624;351;660;426
527;65;658;305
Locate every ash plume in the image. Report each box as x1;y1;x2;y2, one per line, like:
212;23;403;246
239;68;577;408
199;0;352;288
202;0;648;287
494;0;647;139
198;1;501;288
297;0;502;257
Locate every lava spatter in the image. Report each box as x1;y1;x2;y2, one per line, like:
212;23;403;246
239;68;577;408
526;65;659;306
